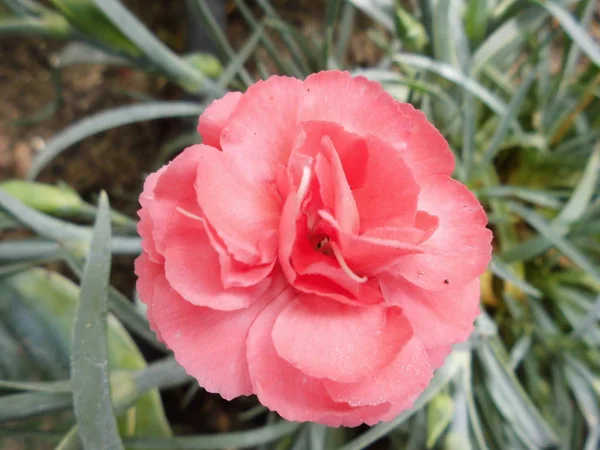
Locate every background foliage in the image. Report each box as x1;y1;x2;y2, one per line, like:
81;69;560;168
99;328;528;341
1;0;599;449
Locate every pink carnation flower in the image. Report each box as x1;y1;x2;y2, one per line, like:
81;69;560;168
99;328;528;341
135;71;492;427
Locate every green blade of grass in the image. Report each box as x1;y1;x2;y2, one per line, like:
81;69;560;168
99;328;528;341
321;0;342;68
536;0;600;67
70;192;124;450
0;391;72;422
508;202;600;284
187;0;253;86
90;0;221;95
28;102;204;179
478;70;536;171
392;53;520;131
477;339;559;449
123;420;300;449
348;0;394;31
0;189;87;242
217;23;263;88
64;254;164;351
490;256;542;298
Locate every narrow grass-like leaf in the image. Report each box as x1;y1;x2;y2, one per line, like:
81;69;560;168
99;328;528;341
188;0;253;86
335;1;355;66
537;0;600;67
64;254;163;351
257;0;312;73
392;53;518;129
478;70;536;170
123;420;300;449
557;144;600;224
322;0;342;68
348;0;394;31
55;426;80;450
90;0;221;95
0;189;87;241
70;192;123;450
0;239;62;263
478;186;562;209
472;6;546;74
28;102;204;179
508;202;600;284
490;256;542;298
0;379;70;393
0;391;72;422
564;363;600;450
217;24;263;88
477;339;558;449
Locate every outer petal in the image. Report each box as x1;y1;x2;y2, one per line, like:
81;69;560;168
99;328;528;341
150;272;277;400
220;76;303;181
196;146;281;265
324;336;432;408
298;71;412;152
163;209;270;311
392;175;492;290
134;252;164;341
379;275;481;348
148;144;210;255
396;103;455;181
427;345;453;369
246;289;392;426
352;135;420;231
137;167;167;263
197;92;242;149
272;296;411;383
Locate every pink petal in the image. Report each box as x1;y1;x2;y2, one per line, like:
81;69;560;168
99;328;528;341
298;71;412;153
352;135;420;231
163;209;271;311
220;76;303;181
318;211;421;276
272;295;411;383
392;175;492;290
379;274;481;348
396;103;455;181
324;336;432;408
134;252;164;341
137;167;167;263
427;345;453;369
197;92;242;149
148;145;210;255
150;272;277;400
196;146;281;265
278;193;381;305
246;290;392;426
294;121;368;190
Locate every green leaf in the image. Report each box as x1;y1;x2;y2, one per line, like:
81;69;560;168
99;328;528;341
321;0;342;68
490;256;542;298
0;180;83;215
477;339;558;449
0;188;87;242
537;0;600;68
348;0;394;31
187;0;252;86
392;53;519;130
64;254;163;351
50;0;139;54
427;393;454;448
0;391;72;423
217;24;263;88
0;239;62;263
90;0;221;95
123;420;300;449
70;192;124;449
28;102;204;179
0;13;71;38
478;70;536;171
472;6;547;74
0;379;70;393
508;202;600;284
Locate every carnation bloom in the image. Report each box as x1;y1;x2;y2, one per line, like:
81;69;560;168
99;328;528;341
135;71;492;427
